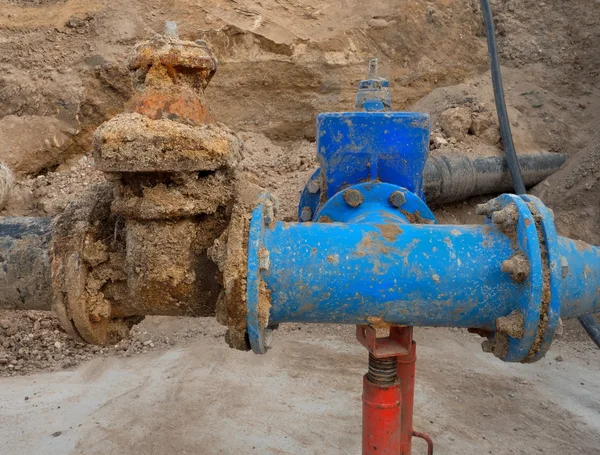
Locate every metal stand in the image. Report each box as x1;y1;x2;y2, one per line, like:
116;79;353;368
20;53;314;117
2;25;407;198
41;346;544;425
357;326;433;455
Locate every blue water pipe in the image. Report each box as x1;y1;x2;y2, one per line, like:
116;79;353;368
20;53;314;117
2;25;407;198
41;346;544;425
245;60;600;363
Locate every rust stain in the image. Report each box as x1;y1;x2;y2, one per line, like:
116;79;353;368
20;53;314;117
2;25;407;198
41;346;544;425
576;240;592;252
376;223;403;242
366;316;391;329
399;209;434;224
327;254;339;264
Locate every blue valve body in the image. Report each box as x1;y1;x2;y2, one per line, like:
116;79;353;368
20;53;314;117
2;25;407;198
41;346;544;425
245;67;600;362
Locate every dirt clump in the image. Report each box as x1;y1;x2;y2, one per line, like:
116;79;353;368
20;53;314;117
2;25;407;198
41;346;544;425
1;156;105;217
439;106;472;141
238;133;316;221
0;309;225;377
93;113;242;172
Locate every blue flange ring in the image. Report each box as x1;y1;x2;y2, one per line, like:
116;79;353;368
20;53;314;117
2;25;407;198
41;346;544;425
520;195;562;362
483;194;543;362
315;182;436;225
246;195;275;354
298;168;322;222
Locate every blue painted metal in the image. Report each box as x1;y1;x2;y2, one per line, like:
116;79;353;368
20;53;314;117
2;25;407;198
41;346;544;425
487;194;543;362
299;65;430;222
262;220;519;327
555;236;600;319
316;112;430;201
248;61;600;362
521;195;562;362
315;182;435;225
246;195;276;354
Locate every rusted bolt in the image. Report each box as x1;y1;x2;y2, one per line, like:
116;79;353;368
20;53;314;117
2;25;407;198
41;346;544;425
501;253;530;283
389;190;406;208
495;311;525;338
476;200;500;216
300;206;313;222
560;256;569;278
343;189;364;208
491;205;517;226
264;201;275;226
307;176;321;194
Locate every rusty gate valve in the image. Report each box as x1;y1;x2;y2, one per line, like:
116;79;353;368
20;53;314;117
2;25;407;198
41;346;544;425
52;22;241;346
127;23;218;125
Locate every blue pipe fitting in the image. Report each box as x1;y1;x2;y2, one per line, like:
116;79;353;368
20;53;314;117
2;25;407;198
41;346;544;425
298;62;430;222
245;60;600;362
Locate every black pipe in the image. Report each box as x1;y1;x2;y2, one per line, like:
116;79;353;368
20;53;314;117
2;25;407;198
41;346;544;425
479;0;600;348
577;315;600;349
0;217;54;312
423;153;566;205
479;0;526;194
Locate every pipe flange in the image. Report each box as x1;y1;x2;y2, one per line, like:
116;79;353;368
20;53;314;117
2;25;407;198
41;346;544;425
51;183;140;345
246;194;277;354
315;182;436;225
298;168;322;222
521;195;562;362
479;194;545;362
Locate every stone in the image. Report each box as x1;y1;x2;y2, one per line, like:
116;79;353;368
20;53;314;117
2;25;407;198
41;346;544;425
440;106;472;141
430;133;448;149
367;18;389;30
0;115;77;176
470;111;501;145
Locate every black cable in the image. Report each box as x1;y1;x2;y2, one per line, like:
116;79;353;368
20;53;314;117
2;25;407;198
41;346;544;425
479;0;600;348
479;0;526;194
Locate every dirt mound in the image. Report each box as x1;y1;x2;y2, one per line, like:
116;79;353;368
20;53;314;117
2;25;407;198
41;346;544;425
0;0;489;174
533;137;600;245
0;309;225;377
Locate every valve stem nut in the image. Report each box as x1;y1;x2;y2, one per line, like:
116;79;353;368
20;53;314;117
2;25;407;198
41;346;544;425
343;189;364;208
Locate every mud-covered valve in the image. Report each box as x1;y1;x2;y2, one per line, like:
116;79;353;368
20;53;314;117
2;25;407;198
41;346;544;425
53;22;242;345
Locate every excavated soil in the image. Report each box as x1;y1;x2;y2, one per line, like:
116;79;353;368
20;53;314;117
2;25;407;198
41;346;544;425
0;0;597;374
0;0;599;453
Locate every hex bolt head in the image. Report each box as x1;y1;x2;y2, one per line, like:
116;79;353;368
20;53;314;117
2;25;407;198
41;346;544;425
343;189;364;208
560;256;569;278
476;201;500;216
307;177;321;194
300;206;313;222
389;190;406;208
501;253;530;283
491;205;517;227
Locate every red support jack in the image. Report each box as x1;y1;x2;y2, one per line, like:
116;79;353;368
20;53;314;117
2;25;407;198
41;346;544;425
357;325;433;455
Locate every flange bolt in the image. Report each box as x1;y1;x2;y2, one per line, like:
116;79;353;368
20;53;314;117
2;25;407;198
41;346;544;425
307;177;321;194
300;206;313;222
343;189;364;208
389;190;406;209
